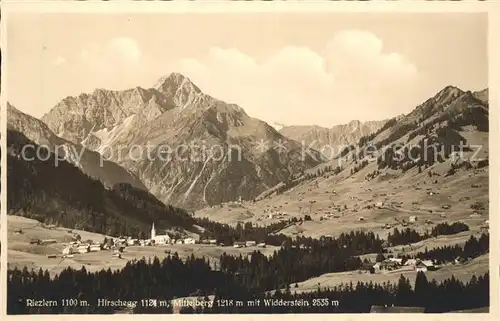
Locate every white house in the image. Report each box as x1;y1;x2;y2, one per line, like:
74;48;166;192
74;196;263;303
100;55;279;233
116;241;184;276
416;260;434;272
245;241;256;247
76;245;90;254
176;239;184;245
209;239;217;245
376;202;384;208
184;238;196;245
89;244;102;252
404;259;418;267
62;247;73;255
153;235;171;245
41;239;57;245
127;239;139;246
233;241;246;248
409;216;417;223
388;258;403;265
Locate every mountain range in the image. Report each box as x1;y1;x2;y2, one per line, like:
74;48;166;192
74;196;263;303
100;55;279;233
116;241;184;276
7;70;488;231
279;120;388;159
8;103;146;191
196;85;489;236
16;73;324;210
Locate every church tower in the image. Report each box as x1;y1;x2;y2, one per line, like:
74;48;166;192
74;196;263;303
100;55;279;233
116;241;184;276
151;222;156;240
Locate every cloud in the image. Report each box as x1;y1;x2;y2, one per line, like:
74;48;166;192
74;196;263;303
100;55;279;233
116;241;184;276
78;49;91;61
76;38;141;65
44;31;423;127
107;37;142;63
63;37;150;92
167;30;421;127
52;56;67;66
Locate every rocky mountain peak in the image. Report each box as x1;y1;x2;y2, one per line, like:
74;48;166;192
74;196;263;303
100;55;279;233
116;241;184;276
434;85;464;104
155;72;201;95
153;72;205;110
473;88;488;105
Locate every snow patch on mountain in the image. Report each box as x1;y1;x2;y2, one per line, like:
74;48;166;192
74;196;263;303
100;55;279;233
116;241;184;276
93;114;137;154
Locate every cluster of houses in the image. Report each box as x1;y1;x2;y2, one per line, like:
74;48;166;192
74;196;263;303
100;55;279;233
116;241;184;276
53;223;217;258
120;223;207;246
360;258;437;274
61;240;106;257
265;209;289;220
34;222;271;260
319;213;341;221
233;241;266;248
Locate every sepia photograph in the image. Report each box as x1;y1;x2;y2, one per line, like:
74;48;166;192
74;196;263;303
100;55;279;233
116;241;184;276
2;4;495;316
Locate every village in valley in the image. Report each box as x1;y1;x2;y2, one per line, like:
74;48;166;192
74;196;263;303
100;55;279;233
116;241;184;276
19;221;269;261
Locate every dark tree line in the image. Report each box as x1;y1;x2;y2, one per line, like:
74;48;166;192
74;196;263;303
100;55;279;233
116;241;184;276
7;257;489;314
401;234;489;264
430;222;470;237
218;231;383;292
208;272;489;313
357;117;398;148
350;159;369;175
377;105;488;173
387;222;471;247
7;254;248;314
388;228;427;246
194;218;298;246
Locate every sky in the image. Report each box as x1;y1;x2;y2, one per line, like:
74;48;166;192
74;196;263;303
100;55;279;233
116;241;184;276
6;13;488;127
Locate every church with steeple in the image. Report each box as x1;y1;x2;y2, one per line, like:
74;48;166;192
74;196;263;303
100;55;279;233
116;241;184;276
151;222;156;240
150;222;171;245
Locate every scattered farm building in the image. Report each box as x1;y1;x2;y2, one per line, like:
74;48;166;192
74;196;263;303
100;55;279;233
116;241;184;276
127;239;139;246
30;239;41;245
233;241;246;248
416;260;435;272
388;258;403;265
89;244;102;252
41;239;57;245
359;263;375;274
76;245;90;254
184;238;196;245
62;247;74;255
404;259;418;267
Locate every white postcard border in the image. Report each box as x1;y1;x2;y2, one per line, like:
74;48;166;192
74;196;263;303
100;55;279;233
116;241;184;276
0;1;498;320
